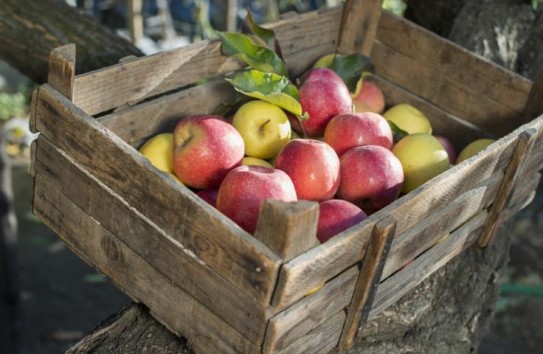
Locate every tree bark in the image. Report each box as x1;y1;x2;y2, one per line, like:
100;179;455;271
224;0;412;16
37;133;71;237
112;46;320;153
0;0;143;84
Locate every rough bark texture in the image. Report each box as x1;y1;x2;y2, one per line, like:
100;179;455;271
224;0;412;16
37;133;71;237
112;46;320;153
0;0;143;84
0;136;20;354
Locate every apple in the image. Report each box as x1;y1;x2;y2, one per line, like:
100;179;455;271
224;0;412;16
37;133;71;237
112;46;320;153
434;134;457;165
299;67;353;137
317;199;368;243
242;156;274;168
196;189;218;207
173;115;244;189
392;133;450;193
275;139;341;201
383;103;432;135
232;100;291;159
216;165;297;234
456;138;496;164
352;78;386;114
324;112;393;156
337;145;404;214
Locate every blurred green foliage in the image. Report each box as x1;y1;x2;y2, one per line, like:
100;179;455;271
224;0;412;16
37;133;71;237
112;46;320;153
0;83;33;121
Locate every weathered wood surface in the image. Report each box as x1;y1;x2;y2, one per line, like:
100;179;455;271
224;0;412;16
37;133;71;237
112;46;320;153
32;173;258;354
254;200;320;261
337;0;382;56
338;216;395;350
33;84;282;305
47;44;76;100
270;116;543;308
32;136;271;343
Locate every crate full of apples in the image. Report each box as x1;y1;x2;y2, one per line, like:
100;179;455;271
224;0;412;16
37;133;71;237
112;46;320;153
29;1;543;353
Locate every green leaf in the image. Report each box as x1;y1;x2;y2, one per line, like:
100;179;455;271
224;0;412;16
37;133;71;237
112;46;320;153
243;11;283;59
225;70;302;116
382;0;407;17
533;0;541;10
329;54;375;93
388;120;409;143
217;31;288;76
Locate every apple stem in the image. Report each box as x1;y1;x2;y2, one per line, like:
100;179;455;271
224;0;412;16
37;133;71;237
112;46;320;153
259;119;271;136
296;115;309;139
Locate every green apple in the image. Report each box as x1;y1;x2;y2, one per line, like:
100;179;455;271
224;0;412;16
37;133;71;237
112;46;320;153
232;100;291;160
456;138;496;164
242;156;274;168
392;133;450;193
384;103;432;135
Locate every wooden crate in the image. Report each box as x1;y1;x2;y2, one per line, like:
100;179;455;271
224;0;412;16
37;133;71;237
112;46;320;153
29;1;543;353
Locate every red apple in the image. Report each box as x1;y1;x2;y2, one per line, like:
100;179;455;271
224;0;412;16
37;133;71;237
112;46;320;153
352;78;385;114
196;189;218;207
337;145;404;214
324;112;393;156
275;139;340;201
173;115;244;189
299;68;353;137
317;199;368;243
216;165;297;234
434;134;457;165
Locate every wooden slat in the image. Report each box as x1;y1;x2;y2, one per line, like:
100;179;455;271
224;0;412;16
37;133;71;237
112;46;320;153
72;7;343;116
337;0;382;56
381;173;502;280
48;44;76;100
34;136;270;343
508;172;541;209
373;12;533;136
254;200;319;261
524;70;543;121
271;117;543;308
34;84;281;305
32;177;259;354
263;267;358;353
278;311;345;354
478;129;538;248
339;216;395;350
369;210;488;319
29;88;39;134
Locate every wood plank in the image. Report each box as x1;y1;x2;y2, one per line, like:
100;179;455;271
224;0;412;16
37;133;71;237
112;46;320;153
373;11;533;135
478;129;537;248
271;117;543;308
34;136;270;343
523;70;543;121
339;216;395;350
32;177;259;354
34;84;281;305
508;172;541;209
48;44;76;100
264;267;358;353
369;210;488;319
337;0;382;56
29;88;39;134
279;311;345;354
381;173;502;280
72;7;343;116
97;79;237;146
254;200;319;261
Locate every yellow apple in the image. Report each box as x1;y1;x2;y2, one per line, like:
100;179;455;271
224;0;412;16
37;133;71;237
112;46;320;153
392;133;450;193
456;138;496;164
232;100;291;159
313;53;336;68
242;157;274;168
383;103;432;135
139;133;175;174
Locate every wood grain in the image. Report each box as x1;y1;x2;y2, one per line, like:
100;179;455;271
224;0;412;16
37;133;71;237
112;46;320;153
254;200;319;262
32;177;259;354
478;129;537;248
34;84;281;305
337;0;382;56
263;267;358;353
339;216;395;350
47;44;76;100
524;69;543;121
34;136;271;343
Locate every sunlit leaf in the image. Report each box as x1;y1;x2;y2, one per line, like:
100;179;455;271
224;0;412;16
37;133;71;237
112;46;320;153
243;11;284;59
329;54;375;93
225;70;302;116
217;31;288;76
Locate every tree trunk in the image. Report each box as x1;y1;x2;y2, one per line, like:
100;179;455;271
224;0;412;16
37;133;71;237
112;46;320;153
0;0;143;84
0;136;19;354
